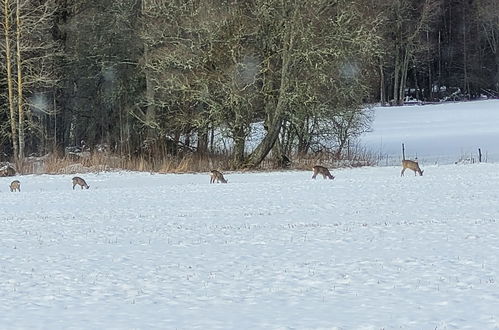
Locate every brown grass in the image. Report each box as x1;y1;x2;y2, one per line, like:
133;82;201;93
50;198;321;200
19;152;233;175
16;146;377;175
274;145;378;171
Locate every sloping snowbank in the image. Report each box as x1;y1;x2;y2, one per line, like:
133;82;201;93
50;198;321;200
361;100;499;165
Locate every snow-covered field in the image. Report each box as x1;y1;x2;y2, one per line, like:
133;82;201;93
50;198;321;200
2;162;499;329
362;100;499;165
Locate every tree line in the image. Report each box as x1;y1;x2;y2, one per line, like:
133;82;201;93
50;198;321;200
1;0;498;169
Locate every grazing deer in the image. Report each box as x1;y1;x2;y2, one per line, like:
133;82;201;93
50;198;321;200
72;176;90;189
210;170;228;183
312;165;335;180
401;160;424;176
10;180;20;192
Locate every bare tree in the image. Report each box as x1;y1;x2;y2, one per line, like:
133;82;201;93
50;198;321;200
380;0;440;105
476;0;499;92
1;0;18;160
137;0;260;164
244;0;380;167
1;0;60;163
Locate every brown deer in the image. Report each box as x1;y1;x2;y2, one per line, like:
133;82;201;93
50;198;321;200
10;180;20;192
210;170;228;183
401;160;424;176
312;165;335;180
72;176;90;189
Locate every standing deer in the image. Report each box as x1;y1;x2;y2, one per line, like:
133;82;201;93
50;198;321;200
401;160;424;176
210;170;228;183
10;180;20;192
312;165;335;180
72;176;90;189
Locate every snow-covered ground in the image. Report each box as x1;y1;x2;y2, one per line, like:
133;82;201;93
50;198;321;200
2;162;499;329
362;100;499;165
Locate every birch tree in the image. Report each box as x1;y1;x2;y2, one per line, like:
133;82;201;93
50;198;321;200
1;0;59;162
1;0;17;159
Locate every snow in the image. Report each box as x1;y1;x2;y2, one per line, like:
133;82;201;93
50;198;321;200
2;161;499;328
362;100;499;165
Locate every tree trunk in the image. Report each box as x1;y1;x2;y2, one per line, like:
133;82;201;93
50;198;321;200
462;4;469;97
244;103;285;168
244;11;296;168
209;127;215;153
53;88;57;152
16;0;24;161
197;125;209;155
232;135;245;168
294;117;311;156
398;49;410;104
393;46;400;105
412;63;420;100
282;120;295;156
438;30;442;91
427;31;433;101
144;43;156;139
3;0;19;160
379;58;386;105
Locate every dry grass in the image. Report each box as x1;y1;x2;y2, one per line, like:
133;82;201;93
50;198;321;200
275;145;379;171
157;154;231;173
16;146;377;175
19;152;233;175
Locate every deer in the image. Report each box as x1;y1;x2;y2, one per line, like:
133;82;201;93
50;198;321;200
401;159;424;176
72;176;90;189
312;165;335;180
210;170;228;183
10;180;20;192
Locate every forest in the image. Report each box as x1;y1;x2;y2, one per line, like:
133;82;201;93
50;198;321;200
1;0;498;172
